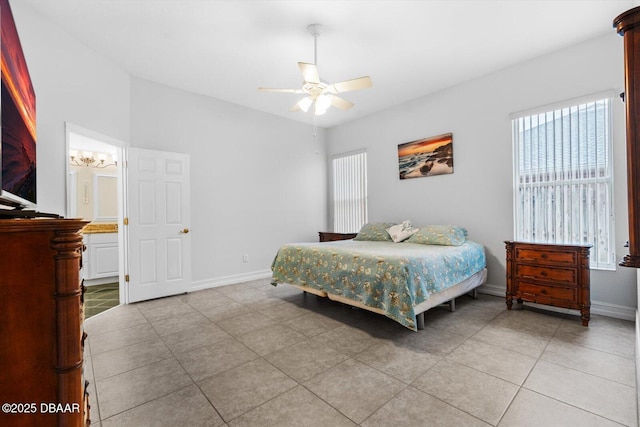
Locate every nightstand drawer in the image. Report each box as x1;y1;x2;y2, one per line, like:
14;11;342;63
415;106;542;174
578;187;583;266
516;264;576;283
515;248;577;265
517;281;577;302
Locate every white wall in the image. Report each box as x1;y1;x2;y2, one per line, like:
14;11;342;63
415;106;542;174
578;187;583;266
130;78;327;287
327;33;637;314
11;1;131;215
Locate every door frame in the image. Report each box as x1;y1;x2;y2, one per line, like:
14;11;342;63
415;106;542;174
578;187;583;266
65;122;129;304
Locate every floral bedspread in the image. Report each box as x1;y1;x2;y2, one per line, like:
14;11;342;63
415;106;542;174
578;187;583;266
270;240;486;330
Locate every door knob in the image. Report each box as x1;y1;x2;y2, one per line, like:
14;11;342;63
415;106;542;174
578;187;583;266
179;228;190;234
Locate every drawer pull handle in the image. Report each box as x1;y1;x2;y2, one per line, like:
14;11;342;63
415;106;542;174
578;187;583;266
540;271;548;277
540;253;548;259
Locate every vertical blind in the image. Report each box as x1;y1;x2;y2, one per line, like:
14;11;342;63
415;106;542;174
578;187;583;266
512;95;615;269
332;150;368;233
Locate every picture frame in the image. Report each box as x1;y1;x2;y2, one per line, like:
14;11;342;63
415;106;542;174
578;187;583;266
398;133;453;180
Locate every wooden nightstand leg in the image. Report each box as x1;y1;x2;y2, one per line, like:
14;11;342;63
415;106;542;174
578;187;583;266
506;295;513;310
581;307;590;327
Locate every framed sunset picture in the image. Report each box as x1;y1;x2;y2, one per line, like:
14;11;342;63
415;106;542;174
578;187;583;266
398;133;453;180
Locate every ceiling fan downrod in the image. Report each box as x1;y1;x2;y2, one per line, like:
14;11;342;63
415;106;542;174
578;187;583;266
307;23;321;66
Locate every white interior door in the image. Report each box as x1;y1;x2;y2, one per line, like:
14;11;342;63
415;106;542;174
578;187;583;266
126;147;191;303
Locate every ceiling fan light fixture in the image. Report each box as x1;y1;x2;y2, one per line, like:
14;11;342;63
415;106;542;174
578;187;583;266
316;94;332;111
298;97;313;112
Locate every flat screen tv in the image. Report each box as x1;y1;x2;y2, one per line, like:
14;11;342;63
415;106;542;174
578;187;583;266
0;0;36;209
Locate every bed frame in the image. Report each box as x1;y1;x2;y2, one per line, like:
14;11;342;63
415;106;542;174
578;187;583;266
288;267;487;330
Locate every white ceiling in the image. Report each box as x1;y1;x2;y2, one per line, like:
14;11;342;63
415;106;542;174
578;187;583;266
20;0;638;128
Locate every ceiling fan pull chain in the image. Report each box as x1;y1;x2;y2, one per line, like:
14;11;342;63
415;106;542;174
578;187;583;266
313;114;320;155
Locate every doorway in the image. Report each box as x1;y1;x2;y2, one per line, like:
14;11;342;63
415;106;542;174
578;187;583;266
66;123;126;317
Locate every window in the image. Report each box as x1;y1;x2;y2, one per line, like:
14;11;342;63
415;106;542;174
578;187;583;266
512;93;615;269
331;150;368;233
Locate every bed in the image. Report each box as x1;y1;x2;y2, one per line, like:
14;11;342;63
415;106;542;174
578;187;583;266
271;223;487;331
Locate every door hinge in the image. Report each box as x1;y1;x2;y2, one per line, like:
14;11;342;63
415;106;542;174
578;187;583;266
123;217;129;226
125;274;130;282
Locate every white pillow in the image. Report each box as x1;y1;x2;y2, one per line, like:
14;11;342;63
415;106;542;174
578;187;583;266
386;220;419;243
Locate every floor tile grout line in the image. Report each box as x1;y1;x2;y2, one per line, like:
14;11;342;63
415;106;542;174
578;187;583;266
97;383;199;424
534;356;638;390
85;338;103;424
88;335;162;359
492;314;559;427
517;386;632;426
493;314;636;426
160;329;262;424
91;352;177;383
548;317;638;387
410;381;503;426
227;357;344;424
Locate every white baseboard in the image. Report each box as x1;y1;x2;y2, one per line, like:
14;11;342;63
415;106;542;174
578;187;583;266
84;277;119;286
190;270;272;292
479;283;635;322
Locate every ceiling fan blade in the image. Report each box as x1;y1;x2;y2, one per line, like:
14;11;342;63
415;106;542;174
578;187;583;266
258;87;303;93
330;95;354;110
330;76;373;93
299;62;320;84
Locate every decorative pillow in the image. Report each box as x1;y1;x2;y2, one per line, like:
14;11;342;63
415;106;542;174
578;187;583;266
386;220;419;243
406;225;467;246
353;222;395;241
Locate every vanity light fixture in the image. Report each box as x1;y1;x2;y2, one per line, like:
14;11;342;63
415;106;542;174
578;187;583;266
69;150;117;168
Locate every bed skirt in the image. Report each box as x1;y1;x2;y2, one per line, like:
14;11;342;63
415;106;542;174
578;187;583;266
287;267;488;330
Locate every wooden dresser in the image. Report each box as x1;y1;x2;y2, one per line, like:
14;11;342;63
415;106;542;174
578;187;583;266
615;7;640;267
505;241;591;326
0;218;90;426
318;232;358;242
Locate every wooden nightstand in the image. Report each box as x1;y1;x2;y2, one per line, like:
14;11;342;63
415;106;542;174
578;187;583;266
318;232;358;242
505;241;591;326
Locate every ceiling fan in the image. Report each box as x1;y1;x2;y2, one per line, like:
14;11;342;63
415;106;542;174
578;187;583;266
258;24;372;116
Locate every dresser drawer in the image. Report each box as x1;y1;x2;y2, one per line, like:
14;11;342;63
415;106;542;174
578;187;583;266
517;280;577;302
515;264;576;283
514;247;577;265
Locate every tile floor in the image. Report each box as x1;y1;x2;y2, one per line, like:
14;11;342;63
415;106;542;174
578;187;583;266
84;279;638;426
85;283;120;318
